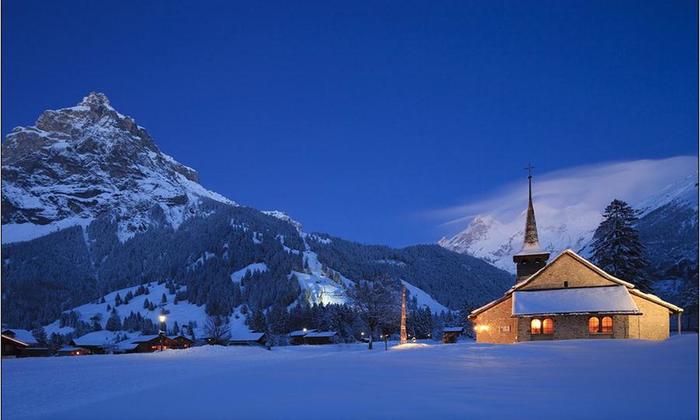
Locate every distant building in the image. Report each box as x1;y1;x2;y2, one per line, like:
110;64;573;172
470;174;684;344
303;331;337;345
57;346;89;356
2;334;29;358
229;332;267;346
2;329;49;357
288;329;316;345
442;327;464;344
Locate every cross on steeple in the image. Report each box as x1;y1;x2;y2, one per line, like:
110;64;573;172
525;163;535;179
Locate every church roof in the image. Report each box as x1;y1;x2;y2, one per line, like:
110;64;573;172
512;285;640;316
514;173;549;257
470;249;683;318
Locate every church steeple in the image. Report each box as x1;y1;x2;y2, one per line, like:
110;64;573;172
513;165;550;283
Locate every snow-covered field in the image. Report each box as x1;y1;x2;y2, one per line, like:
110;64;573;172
3;335;697;420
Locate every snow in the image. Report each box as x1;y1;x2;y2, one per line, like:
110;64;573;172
304;331;336;338
512;285;640;316
2;217;93;244
230;332;266;341
443;326;464;332
439;157;697;273
2;335;696;419
230;262;268;283
2;329;39;346
293;271;348;306
42;282;250;340
401;280;449;314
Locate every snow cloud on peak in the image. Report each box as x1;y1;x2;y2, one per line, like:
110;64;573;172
436;156;697;230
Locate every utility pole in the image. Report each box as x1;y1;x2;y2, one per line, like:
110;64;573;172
400;287;407;344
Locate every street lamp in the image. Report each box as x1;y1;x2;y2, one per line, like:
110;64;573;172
158;314;167;351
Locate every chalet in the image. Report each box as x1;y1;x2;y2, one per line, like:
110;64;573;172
229;332;267;346
469;174;684;344
57;346;89;356
130;335;178;352
2;329;50;357
303;331;337;345
169;335;194;349
71;330;122;354
288;329;316;345
2;334;29;357
442;327;464;344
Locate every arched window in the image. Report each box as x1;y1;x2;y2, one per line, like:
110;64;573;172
531;319;542;334
588;317;600;334
543;318;554;334
601;316;613;333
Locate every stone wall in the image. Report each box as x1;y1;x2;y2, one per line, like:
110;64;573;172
628;295;671;340
517;314;629;341
474;296;517;344
519;253;617;291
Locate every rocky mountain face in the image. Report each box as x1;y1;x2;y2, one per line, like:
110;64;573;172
1;93;513;329
2;92;233;243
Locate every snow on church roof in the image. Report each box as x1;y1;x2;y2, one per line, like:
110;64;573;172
512;285;640;316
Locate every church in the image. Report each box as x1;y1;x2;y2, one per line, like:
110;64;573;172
469;173;683;343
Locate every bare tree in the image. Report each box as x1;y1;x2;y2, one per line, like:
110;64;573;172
204;315;231;345
349;277;400;350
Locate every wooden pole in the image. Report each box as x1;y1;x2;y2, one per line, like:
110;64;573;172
400;287;407;344
677;312;681;336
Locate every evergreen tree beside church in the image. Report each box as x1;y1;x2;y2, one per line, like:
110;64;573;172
591;199;651;291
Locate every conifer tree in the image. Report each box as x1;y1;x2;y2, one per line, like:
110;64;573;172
591;199;651;291
105;309;122;331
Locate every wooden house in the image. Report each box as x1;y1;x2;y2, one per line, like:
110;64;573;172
2;334;29;358
288;329;315;345
57;346;89;356
229;332;267;346
303;331;337;345
442;327;464;344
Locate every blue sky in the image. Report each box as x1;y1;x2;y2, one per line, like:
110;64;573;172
2;0;697;247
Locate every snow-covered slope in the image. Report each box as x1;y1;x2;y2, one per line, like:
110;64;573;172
1;92;235;243
439;161;698;274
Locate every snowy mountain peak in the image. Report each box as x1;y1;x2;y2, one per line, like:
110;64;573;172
2;93;236;243
263;210;303;231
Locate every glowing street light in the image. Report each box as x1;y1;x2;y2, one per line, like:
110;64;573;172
158;314;167;351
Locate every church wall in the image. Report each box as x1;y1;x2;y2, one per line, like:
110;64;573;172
628;295;670;340
517;314;629;341
518;253;617;291
473;297;517;344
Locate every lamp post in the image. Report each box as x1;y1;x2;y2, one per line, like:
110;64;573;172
159;314;166;351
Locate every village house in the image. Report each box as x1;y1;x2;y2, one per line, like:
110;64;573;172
2;334;29;358
442;327;464;344
229;332;267;346
469;174;683;344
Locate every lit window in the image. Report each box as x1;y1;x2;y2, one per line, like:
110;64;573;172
531;319;542;334
588;317;600;333
601;316;613;333
542;318;554;334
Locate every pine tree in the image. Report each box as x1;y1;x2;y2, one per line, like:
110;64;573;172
31;326;48;346
114;293;123;306
161;293;167;304
143;298;151;310
105;309;122;331
591;199;651;291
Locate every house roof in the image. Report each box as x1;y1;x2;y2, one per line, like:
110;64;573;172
289;329;316;337
442;327;464;333
229;332;265;342
470;249;683;318
2;329;39;345
304;331;336;338
512;285;640;316
1;334;29;347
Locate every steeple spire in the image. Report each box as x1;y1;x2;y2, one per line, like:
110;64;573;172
513;164;550;283
522;164;541;252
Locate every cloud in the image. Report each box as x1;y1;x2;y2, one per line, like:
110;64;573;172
432;155;697;233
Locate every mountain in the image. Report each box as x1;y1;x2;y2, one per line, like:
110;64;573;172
1;93;513;332
2;92;233;244
439;171;697;275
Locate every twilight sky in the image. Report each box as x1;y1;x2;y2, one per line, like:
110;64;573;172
2;0;697;247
